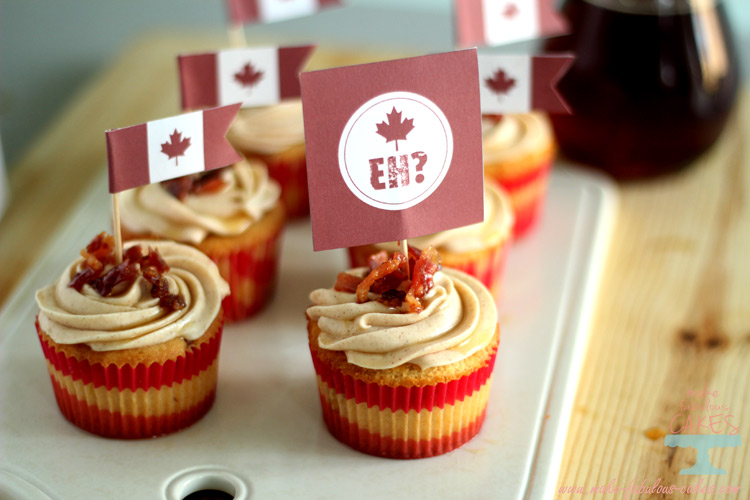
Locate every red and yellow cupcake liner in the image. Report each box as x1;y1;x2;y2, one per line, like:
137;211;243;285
485;161;551;238
348;242;510;299
309;337;499;459
248;144;308;219
35;313;224;439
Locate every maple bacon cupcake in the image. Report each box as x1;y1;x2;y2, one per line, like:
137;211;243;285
307;247;500;459
227;100;309;218
483;112;556;238
348;181;514;298
35;234;230;438
119;159;284;322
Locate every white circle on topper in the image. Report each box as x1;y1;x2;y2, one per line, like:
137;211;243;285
338;91;453;211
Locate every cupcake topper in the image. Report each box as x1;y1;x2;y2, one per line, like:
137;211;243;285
454;0;568;48
178;45;315;111
478;54;574;114
225;0;341;44
301;50;485;253
105;104;242;261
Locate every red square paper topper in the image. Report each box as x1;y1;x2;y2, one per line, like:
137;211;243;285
301;49;484;251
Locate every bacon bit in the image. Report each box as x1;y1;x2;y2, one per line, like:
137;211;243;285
356;251;407;303
334;272;363;293
368;251;389;270
161;170;227;201
68;233;185;312
354;246;441;312
404;246;440;313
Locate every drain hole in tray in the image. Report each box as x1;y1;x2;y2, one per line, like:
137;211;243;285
183;489;234;500
165;466;251;500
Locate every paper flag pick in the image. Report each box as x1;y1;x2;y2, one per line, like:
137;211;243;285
301;50;485;252
106;104;242;193
478;54;573;114
178;45;315;110
226;0;340;25
454;0;567;48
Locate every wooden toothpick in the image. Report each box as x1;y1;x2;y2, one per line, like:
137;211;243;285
401;239;409;279
228;23;247;48
112;193;123;264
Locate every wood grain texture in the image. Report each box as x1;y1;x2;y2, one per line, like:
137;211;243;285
556;90;750;499
1;34;748;498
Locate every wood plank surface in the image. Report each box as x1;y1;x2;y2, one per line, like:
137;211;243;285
555;91;750;498
1;33;748;499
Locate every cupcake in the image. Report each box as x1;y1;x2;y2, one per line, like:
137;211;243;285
348;181;514;298
482;112;557;238
34;233;230;438
227;100;309;218
119;159;285;322
307;247;500;459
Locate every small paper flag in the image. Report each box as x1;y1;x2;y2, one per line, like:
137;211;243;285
178;45;315;110
300;50;485;251
226;0;340;25
106;104;242;193
454;0;567;48
478;54;573;114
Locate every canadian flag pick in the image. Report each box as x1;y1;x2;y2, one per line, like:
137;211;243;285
301;50;485;252
178;45;315;110
478;54;573;114
226;0;340;25
454;0;567;48
106;104;242;193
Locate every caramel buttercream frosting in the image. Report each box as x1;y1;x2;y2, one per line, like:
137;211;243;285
373;183;513;254
307;268;497;370
227;100;305;155
482;112;554;165
35;240;230;351
119;159;280;245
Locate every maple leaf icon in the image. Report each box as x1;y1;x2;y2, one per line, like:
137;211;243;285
503;2;519;18
161;129;191;166
234;62;264;88
485;69;516;98
375;107;414;151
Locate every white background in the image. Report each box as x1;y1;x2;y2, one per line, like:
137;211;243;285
477;54;532;114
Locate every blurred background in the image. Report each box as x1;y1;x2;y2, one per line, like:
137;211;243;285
0;0;748;169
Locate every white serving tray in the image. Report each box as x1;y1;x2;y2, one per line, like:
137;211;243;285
0;164;616;500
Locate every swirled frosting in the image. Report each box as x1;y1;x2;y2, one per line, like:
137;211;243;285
119;159;281;244
307;268;497;370
373;183;514;254
226;100;305;155
35;240;230;351
482;112;554;164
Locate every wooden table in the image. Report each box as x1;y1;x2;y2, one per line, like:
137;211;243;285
1;34;748;499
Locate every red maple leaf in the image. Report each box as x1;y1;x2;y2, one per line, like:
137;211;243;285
485;69;516;97
503;3;519;18
375;107;414;151
234;62;264;88
160;129;191;166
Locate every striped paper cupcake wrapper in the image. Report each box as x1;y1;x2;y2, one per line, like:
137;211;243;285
36;318;223;439
204;223;283;323
310;347;498;459
253;149;309;219
486;161;551;239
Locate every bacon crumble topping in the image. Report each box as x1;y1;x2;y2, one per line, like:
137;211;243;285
161;170;227;201
68;232;186;312
334;245;441;313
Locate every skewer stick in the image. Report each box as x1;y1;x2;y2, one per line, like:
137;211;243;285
112;193;123;264
228;23;247;48
400;239;409;279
